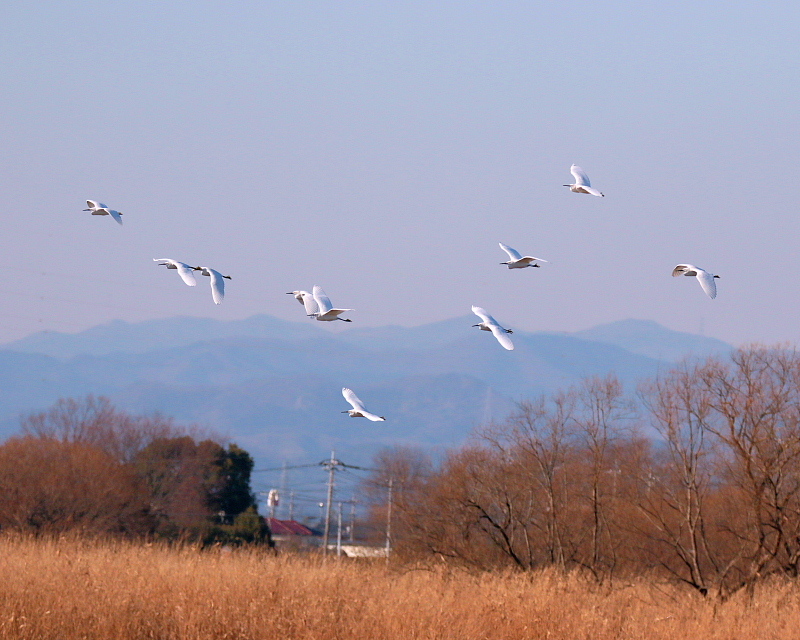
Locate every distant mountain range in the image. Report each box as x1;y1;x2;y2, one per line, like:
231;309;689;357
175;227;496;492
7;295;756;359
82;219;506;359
0;316;732;469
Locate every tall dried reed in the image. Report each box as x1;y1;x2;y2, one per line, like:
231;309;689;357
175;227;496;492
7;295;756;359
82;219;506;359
0;536;798;639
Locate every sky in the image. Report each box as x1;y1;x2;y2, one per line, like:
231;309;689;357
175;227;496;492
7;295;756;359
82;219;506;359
1;1;799;347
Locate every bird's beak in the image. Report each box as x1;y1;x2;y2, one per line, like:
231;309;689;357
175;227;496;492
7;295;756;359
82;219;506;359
472;324;480;327
286;292;294;294
714;275;721;278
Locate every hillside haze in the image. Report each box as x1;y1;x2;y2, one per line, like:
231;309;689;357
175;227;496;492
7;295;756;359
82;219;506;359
0;315;731;468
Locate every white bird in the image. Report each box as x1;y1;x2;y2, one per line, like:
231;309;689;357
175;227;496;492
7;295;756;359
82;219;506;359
672;264;720;299
471;305;514;350
341;387;385;421
499;242;548;269
286;290;319;316
193;266;231;304
153;259;197;286
563;165;604;197
286;290;310;305
309;285;352;322
84;200;123;224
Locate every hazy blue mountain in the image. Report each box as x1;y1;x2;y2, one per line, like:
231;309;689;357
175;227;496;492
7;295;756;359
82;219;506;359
0;315;730;468
2;315;324;359
573;319;732;362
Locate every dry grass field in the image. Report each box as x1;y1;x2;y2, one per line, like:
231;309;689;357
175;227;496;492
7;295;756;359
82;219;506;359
0;536;798;640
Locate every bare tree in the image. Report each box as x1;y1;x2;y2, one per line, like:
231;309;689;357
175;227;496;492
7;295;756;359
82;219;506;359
3;396;242;540
499;393;576;568
0;436;153;535
21;395;189;463
637;348;800;597
356;349;800;596
362;446;433;547
700;347;800;589
638;364;725;595
572;375;634;579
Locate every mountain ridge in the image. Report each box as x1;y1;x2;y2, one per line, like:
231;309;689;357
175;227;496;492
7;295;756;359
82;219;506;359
0;316;732;467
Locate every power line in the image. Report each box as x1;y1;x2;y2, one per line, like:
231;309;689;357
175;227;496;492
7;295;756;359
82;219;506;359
252;463;321;473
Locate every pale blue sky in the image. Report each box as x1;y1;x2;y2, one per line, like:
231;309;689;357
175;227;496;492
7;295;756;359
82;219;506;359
1;1;798;346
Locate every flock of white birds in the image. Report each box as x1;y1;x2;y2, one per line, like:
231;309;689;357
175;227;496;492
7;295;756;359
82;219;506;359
86;164;718;423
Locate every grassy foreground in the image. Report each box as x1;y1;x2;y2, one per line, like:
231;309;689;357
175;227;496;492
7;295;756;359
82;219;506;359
0;537;798;639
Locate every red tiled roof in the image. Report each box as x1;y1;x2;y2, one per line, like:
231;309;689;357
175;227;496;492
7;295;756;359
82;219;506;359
266;518;315;536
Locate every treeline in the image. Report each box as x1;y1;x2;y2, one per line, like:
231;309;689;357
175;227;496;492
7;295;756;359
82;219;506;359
367;346;800;599
0;396;269;545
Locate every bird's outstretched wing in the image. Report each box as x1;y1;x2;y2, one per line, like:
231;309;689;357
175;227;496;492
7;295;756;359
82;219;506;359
207;269;226;304
342;387;366;411
672;264;696;277
174;262;196;286
499;242;523;261
312;285;333;314
300;291;319;315
471;305;494;325
154;259;198;286
570;164;591;187
326;308;353;318
109;209;123;225
696;271;717;299
489;325;515;350
517;256;548;266
581;186;604;197
361;410;386;422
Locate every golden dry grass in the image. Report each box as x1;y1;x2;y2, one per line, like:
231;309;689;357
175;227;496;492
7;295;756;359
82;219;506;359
0;537;799;639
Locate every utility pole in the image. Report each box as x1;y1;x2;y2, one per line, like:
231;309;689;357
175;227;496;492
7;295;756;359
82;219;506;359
385;477;393;561
279;462;287;519
289;490;295;521
349;501;356;542
317;453;369;555
336;502;343;557
322;451;338;554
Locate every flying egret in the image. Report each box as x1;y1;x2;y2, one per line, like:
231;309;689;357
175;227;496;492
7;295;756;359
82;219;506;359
471;305;514;350
309;285;352;322
672;264;720;299
563;165;604;197
286;290;310;305
153;259;197;286
287;290;319;317
499;242;548;269
193;266;231;304
84;200;123;224
341;387;385;421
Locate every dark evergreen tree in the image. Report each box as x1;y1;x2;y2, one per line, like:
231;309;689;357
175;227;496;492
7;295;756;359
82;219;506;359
208;443;256;521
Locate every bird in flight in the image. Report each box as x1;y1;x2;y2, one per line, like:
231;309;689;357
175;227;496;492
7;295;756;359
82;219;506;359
84;200;123;224
672;264;720;299
308;285;353;322
499;242;548;269
153;259;197;286
193;266;231;304
341;387;386;421
471;305;514;350
563;165;604;197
